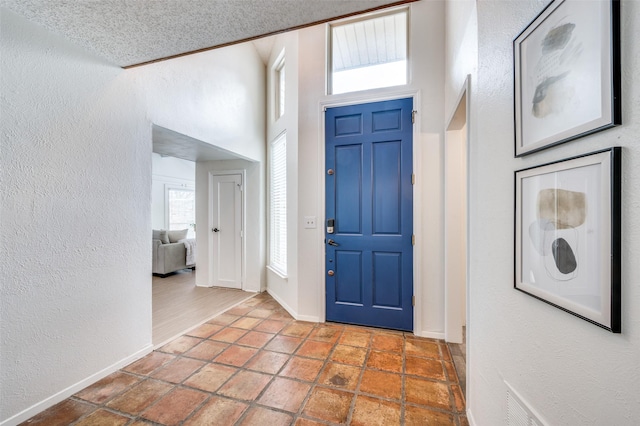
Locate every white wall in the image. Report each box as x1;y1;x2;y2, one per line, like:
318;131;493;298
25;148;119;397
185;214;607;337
129;43;266;163
151;153;195;232
0;8;266;424
195;159;265;293
466;0;640;423
0;9;152;424
291;1;447;335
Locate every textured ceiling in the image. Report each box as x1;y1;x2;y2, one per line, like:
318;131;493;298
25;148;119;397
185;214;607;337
1;0;413;67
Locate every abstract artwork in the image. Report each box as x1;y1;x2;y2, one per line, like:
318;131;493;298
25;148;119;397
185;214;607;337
515;148;621;332
514;0;621;156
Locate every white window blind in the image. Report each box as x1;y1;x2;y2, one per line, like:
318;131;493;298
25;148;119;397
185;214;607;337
167;187;195;238
269;134;287;275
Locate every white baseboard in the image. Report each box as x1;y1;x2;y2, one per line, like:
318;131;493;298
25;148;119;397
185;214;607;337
265;289;320;323
467;408;477;426
1;345;153;426
296;314;321;323
415;330;446;340
266;288;296;318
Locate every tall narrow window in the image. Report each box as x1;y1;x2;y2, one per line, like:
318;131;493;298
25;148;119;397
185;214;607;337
275;57;286;119
167;187;195;238
269;134;287;275
329;9;408;94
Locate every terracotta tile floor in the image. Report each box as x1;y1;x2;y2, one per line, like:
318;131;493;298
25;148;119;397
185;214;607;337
23;293;468;426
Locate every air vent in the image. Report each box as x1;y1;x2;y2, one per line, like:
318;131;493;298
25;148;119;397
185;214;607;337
505;381;547;426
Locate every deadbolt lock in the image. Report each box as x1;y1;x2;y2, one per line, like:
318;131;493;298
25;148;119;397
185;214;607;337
327;169;334;175
327;270;335;276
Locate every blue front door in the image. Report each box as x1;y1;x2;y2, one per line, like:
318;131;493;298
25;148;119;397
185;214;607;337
325;98;414;331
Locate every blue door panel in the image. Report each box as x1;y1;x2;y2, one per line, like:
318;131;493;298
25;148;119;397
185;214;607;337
335;145;362;234
325;97;413;331
372;252;402;308
372;109;402;133
335;251;363;305
372;141;402;235
335;114;363;136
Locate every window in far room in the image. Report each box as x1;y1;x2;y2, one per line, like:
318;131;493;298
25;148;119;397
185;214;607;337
167;186;195;239
329;8;408;95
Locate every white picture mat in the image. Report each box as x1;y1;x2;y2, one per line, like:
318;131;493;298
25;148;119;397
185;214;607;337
515;0;613;155
515;151;612;327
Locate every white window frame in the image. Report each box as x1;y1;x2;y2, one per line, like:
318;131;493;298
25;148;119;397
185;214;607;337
165;184;195;239
268;132;287;277
327;7;410;95
273;50;286;121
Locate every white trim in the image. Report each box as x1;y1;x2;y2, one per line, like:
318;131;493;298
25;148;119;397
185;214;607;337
273;50;286;121
266;288;297;319
266;288;320;323
1;345;153;426
317;90;422;335
415;330;446;340
208;169;246;289
444;75;471;344
467;408;478;426
266;265;287;280
297;314;321;323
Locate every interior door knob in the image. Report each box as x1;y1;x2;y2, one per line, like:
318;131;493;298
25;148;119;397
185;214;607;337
212;228;220;232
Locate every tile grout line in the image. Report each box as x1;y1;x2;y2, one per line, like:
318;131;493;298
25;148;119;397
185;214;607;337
343;327;374;425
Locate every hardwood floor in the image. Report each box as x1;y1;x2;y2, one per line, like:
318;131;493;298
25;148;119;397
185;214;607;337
152;269;254;346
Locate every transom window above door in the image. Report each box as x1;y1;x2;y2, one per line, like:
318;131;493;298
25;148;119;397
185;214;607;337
329;8;408;95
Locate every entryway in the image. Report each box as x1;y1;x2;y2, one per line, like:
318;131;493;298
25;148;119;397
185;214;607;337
444;76;470;401
151;270;252;346
324;97;414;331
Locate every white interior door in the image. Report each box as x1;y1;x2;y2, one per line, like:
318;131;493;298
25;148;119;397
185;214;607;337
211;173;242;289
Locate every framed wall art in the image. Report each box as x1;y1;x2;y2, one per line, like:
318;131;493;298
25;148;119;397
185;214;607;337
514;0;621;157
514;147;621;332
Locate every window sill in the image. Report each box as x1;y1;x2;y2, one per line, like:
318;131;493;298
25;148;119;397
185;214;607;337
267;265;288;280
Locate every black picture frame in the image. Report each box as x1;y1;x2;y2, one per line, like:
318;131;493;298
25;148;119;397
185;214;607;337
514;0;621;157
514;147;621;332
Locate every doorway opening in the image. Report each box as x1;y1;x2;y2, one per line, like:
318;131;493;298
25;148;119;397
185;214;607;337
151;125;254;346
444;76;470;395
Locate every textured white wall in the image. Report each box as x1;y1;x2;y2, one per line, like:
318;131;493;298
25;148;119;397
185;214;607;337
468;0;640;423
195;159;265;293
151;153;195;231
0;7;266;424
0;9;152;424
128;43;266;163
